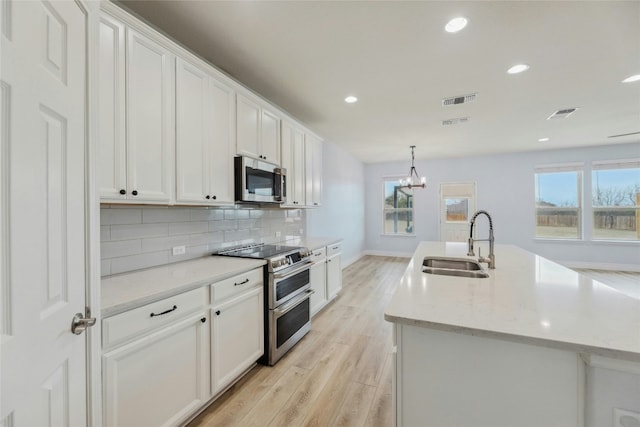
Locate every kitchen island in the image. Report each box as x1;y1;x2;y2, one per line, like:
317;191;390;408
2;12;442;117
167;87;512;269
384;242;640;427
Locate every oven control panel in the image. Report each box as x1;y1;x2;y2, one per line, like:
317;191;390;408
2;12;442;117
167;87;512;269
270;249;312;272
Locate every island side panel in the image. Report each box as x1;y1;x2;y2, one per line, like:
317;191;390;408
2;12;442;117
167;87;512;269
395;324;584;427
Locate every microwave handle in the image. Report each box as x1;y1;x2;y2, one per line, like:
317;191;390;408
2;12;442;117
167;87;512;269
275;167;285;202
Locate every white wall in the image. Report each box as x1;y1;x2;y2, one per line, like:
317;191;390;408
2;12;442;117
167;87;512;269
307;139;366;266
365;142;640;268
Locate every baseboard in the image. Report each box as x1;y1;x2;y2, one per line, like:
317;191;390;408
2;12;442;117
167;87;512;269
560;261;640;272
363;249;413;258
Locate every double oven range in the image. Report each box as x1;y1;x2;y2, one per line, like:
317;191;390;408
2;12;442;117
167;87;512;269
215;244;313;365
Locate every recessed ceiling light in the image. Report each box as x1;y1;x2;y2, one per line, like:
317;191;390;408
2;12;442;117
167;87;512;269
538;137;550;142
622;74;640;83
507;64;530;74
344;95;358;104
445;17;468;33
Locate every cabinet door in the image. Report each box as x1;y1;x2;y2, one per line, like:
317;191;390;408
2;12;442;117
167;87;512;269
327;253;342;299
260;108;280;165
208;79;235;204
126;28;174;202
280;121;295;207
309;135;323;206
310;260;327;316
292;128;306;206
211;287;264;393
175;57;209;203
98;14;127;200
103;312;210;427
236;93;260;159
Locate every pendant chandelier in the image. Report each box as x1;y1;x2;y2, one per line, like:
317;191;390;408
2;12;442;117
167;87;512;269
399;145;426;189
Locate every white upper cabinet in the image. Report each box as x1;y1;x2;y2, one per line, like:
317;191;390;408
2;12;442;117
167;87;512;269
305;133;323;207
98;11;175;203
236;93;281;165
126;28;175;202
176;57;235;205
281;121;306;207
98;14;126;200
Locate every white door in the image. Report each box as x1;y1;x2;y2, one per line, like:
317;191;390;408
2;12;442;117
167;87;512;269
208;78;235;204
236;93;260;159
1;1;89;425
260;108;280;164
440;182;476;242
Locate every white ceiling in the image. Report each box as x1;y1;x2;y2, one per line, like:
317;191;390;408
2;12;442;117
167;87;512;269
118;0;640;164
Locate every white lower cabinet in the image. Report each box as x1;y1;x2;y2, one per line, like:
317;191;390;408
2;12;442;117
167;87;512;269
102;311;210;427
102;267;265;426
309;249;327;316
210;268;264;394
326;243;343;300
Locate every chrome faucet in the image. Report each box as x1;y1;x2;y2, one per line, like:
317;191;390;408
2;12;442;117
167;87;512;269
467;210;496;269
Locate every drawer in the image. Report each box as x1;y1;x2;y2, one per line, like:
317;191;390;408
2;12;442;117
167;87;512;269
311;247;326;260
326;242;342;257
211;267;263;303
103;287;207;349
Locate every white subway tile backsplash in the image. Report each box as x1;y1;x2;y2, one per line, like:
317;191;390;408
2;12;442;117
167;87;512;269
169;221;208;236
190;208;224;221
110;223;169;241
141;235;190;253
100;208;142;225
101;226;110;241
143;207;191;223
110;251;169;275
189;231;223;246
210;219;237;231
101;239;142;259
100;206;305;276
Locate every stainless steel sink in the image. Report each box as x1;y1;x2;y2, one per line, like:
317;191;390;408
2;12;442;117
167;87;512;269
422;256;490;279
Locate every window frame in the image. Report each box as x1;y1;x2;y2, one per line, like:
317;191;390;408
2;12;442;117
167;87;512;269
382;176;415;236
591;159;640;242
534;163;584;241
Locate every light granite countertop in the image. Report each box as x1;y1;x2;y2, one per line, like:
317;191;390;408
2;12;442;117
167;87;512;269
384;241;640;362
101;256;266;317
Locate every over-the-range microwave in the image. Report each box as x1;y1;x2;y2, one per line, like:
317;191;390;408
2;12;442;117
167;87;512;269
234;156;286;204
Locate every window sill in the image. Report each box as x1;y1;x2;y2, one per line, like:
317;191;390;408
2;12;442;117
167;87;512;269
533;238;585;244
381;233;416;238
589;239;640;246
533;238;640;246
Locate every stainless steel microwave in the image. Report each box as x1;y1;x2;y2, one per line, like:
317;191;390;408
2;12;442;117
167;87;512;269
234;156;286;204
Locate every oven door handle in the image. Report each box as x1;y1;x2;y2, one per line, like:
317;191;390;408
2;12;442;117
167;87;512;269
274;289;314;316
273;261;312;279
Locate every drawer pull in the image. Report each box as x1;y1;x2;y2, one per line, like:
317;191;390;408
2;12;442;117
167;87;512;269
331;246;339;250
234;278;250;286
201;317;206;323
150;305;177;317
215;310;221;316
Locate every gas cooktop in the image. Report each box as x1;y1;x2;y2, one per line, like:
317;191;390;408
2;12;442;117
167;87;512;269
215;243;304;260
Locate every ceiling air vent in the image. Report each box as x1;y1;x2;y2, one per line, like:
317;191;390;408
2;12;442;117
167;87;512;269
547;108;579;120
442;93;477;106
442;117;470;126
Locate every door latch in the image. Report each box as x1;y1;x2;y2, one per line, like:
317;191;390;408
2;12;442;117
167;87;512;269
71;307;96;335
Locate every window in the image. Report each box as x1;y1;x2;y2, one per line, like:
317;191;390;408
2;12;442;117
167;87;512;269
383;178;414;235
534;165;582;239
592;160;640;241
445;198;469;222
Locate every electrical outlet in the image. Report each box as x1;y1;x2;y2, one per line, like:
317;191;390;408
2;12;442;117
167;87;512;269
275;231;281;238
614;408;640;427
172;246;186;256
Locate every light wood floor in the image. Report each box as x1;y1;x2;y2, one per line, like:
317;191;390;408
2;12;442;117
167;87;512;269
188;255;408;427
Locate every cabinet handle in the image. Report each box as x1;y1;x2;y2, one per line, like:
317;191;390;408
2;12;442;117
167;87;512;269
150;305;177;317
119;189;126;195
314;203;319;206
332;246;339;250
215;310;221;316
234;278;249;286
201;317;206;323
206;195;210;199
131;190;138;196
212;195;217;200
